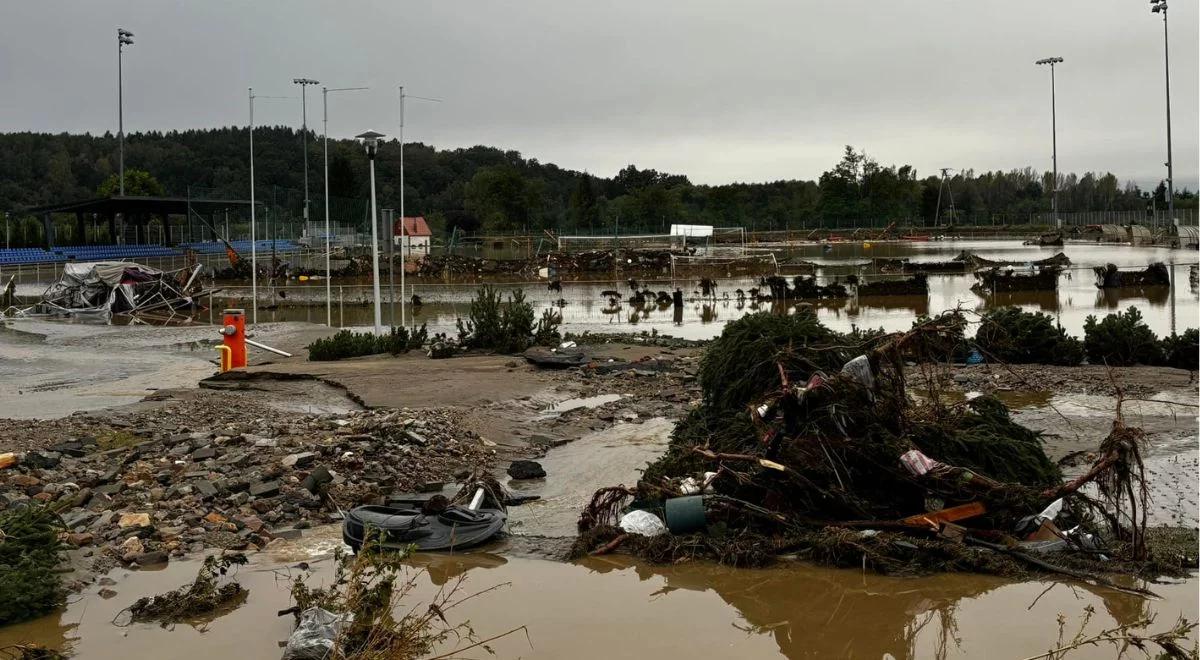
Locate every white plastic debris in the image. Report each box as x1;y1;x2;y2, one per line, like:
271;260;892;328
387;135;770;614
282;607;352;660
899;449;940;476
559;340;577;349
679;477;702;495
619;510;667;537
1035;498;1064;523
841;355;875;391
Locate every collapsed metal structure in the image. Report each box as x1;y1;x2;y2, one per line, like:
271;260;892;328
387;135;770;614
21;261;208;322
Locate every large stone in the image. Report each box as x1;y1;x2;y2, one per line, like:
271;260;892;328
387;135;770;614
117;512;151;528
50;441;86;458
191;446;217;461
282;452;317;469
120;536;145;556
193;481;218;499
506;460;547;480
131;550;169;566
249;480;280;498
65;532;94;547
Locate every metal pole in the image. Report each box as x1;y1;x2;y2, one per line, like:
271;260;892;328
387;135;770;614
301;85;309;222
118;31;125;196
1050;63;1058;227
323;88;332;326
385;209;396;327
1162;6;1175;222
399;86;406;327
368;147;383;334
249;88;257;325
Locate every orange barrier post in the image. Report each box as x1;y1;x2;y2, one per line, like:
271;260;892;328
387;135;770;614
219;309;247;369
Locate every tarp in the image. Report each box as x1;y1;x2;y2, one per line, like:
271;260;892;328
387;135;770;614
35;261;190;319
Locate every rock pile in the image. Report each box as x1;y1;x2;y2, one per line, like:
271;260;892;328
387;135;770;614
0;408;491;578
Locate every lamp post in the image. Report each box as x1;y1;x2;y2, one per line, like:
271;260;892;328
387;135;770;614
1150;0;1174;223
321;86;368;327
292;78;320;226
1035;57;1064;227
117;28;134;196
397;86;441;327
356;130;386;335
249;88;258;324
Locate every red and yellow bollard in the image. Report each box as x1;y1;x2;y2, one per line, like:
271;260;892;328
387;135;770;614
217;308;247;371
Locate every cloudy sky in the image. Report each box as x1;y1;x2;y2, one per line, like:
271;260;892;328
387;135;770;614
2;0;1196;189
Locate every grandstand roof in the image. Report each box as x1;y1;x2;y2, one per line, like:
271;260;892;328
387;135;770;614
23;195;256;216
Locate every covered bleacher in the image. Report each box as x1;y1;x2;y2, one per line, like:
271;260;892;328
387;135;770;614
1;195;275;265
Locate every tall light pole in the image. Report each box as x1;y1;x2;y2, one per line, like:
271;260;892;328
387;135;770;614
321;86;368;327
397;86;441;327
117;29;134;196
249;88;258;324
292;78;320;226
357;130;386;335
1151;0;1174;223
1035;57;1064;227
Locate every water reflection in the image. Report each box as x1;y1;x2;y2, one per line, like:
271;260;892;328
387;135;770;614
1094;285;1170;309
579;556;1159;660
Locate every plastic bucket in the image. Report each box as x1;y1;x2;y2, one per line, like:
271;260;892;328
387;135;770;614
663;496;706;534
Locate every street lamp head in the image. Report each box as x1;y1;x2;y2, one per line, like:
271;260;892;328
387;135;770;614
356;130;386;154
1035;57;1063;65
293;78;320;86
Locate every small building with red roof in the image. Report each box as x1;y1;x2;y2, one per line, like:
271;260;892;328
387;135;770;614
393;216;432;256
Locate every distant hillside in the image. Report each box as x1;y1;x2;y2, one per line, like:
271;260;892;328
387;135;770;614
0;128;1188;235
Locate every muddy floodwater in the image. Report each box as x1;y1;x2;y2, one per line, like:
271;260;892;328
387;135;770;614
1;539;1195;660
199;240;1198;340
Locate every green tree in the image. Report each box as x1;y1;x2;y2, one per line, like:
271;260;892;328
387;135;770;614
96;169;165;197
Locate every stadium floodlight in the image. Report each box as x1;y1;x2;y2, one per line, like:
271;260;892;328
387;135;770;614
1150;0;1174;222
117;28;135;197
1035;57;1064;226
292;78;320;226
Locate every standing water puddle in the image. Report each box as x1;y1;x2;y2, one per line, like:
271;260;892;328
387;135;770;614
1;546;1194;659
507;417;674;538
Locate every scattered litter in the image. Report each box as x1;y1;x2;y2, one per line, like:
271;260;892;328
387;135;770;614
619;510;667;537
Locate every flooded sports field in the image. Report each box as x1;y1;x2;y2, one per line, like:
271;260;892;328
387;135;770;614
201;240;1198;340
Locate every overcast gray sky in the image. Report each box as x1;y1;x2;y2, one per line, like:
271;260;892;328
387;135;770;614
2;0;1196;189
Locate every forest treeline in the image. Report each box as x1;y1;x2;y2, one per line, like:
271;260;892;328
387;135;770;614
0;128;1192;235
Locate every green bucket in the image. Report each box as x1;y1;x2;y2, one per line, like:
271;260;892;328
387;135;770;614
663;496;706;534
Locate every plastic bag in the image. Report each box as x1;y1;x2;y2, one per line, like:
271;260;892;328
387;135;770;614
899;449;939;476
619;510;667;537
841;355;874;391
282;607;352;660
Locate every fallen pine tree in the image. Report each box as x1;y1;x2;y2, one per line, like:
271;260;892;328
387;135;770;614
572;309;1193;583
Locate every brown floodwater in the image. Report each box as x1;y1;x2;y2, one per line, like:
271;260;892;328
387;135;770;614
197;240;1197;341
1;543;1194;660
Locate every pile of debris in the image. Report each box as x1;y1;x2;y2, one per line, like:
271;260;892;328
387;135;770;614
972;267;1062;293
1093;262;1171;289
954;251;1071;270
870;258;968;274
855;273;929;296
414;254;531;278
572;310;1187;584
20;262;211;321
760;275;848;300
0;406;490;583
